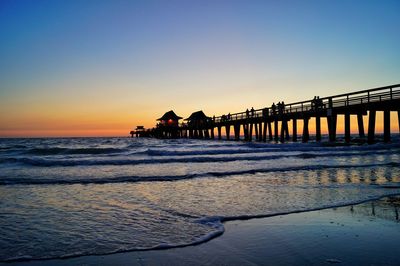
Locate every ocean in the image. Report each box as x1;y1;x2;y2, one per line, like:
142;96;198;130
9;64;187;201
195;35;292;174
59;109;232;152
0;136;400;262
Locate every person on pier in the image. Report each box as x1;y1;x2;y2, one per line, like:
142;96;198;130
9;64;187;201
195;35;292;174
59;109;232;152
277;102;285;115
251;107;255;117
271;103;276;115
316;97;323;109
227;113;231;120
312;96;323;110
311;96;317;110
246;108;250;118
262;107;269;118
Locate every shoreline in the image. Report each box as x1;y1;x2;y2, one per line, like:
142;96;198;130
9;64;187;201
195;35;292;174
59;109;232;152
4;194;400;265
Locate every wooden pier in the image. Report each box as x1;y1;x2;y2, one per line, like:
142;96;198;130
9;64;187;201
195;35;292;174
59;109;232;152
136;84;400;144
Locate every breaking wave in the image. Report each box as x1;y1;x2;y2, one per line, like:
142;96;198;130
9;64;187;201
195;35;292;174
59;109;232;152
1;148;398;167
1;161;398;186
24;147;126;155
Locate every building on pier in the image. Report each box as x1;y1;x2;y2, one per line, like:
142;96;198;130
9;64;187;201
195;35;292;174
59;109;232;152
185;110;213;138
130;126;153;138
157;110;182;126
155;110;183;138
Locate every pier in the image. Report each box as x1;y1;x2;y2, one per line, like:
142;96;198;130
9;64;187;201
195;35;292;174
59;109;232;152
134;84;400;144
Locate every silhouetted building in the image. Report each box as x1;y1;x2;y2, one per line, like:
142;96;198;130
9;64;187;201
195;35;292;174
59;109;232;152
157;110;182;127
155;110;182;138
185;110;211;127
131;126;150;137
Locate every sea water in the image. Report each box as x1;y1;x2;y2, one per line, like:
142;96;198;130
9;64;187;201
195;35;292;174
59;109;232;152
0;137;400;261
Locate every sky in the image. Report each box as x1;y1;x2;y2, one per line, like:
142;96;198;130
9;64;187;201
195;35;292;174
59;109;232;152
0;0;399;137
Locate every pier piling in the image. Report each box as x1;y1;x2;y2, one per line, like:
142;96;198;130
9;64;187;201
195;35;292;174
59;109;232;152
292;119;297;142
274;120;279;141
302;117;309;142
357;113;365;138
328;114;337;142
368;110;376;144
345;112;351;143
316;115;321;142
225;125;231;140
384;110;391;143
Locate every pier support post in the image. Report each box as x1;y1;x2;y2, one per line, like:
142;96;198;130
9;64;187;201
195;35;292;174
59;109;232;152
199;129;204;139
268;121;273;141
345;112;351;144
285;121;289;140
194;130;199;139
234;124;240;141
328;114;337;142
274;120;279;141
368;110;376;144
280;119;288;143
398;111;400;132
225;125;230;140
384;110;391;143
262;121;267;142
243;124;248;141
255;122;259;140
249;123;253;142
292;119;297;142
302;117;309;143
357;114;365;138
258;123;263;141
204;129;210;139
210;128;214;139
218;126;222;140
316;115;321;142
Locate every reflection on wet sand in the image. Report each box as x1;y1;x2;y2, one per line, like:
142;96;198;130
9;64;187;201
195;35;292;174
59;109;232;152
345;196;400;222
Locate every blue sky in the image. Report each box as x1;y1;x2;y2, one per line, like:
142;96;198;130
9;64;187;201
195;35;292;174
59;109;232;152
0;0;399;136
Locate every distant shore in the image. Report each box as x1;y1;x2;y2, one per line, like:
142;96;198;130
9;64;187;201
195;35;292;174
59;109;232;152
6;195;400;266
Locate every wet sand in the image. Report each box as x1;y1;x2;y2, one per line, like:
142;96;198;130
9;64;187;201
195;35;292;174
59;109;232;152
6;196;400;266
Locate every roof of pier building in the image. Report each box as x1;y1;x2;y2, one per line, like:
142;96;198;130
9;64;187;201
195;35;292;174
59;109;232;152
157;110;182;122
185;110;211;122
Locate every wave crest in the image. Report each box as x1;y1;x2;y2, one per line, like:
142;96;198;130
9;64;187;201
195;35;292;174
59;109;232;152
25;147;125;155
1;161;397;186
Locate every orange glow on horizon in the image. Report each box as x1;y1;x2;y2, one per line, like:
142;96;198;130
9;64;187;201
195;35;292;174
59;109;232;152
1;111;398;138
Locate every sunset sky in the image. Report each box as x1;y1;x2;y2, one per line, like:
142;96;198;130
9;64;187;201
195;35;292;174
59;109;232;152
0;0;399;137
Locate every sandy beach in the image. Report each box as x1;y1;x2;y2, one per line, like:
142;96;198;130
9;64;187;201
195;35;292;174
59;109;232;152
6;196;399;266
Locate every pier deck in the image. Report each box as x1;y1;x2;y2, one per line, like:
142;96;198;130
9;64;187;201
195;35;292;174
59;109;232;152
137;84;400;144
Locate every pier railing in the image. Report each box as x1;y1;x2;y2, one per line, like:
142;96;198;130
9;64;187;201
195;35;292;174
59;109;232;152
213;84;400;123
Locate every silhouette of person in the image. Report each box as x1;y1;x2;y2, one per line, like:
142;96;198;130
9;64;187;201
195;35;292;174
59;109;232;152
246;108;250;118
271;102;276;115
316;96;322;109
227;113;231;120
312;96;317;109
251;107;255;117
